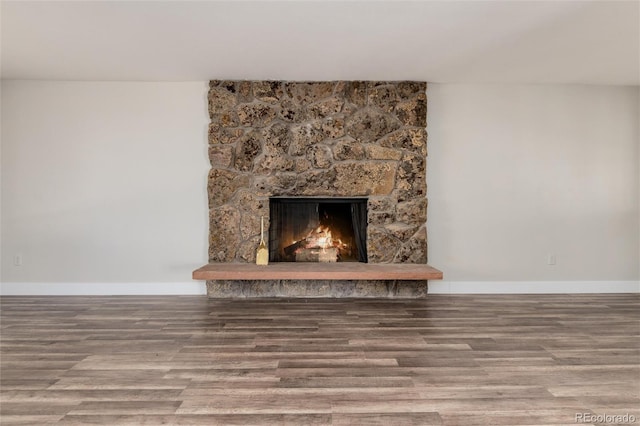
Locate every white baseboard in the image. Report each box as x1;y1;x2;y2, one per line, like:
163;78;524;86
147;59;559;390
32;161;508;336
0;281;638;296
0;282;207;296
428;280;640;294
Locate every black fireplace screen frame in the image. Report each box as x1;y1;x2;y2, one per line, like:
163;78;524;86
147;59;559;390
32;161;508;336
268;197;368;263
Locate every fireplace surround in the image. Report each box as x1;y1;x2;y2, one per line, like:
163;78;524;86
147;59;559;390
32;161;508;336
206;80;429;297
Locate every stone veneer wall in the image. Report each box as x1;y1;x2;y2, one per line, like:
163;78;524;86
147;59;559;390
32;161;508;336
207;81;428;298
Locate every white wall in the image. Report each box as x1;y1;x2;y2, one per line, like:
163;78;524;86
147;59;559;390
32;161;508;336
427;84;639;293
1;81;209;294
1;81;638;294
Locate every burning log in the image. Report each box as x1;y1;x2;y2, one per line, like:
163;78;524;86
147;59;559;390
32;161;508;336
284;239;307;256
283;226;348;262
295;247;338;262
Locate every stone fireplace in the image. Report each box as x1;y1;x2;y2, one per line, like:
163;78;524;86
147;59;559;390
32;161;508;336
207;80;428;297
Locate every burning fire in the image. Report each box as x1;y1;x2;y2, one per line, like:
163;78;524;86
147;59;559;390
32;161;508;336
303;226;347;251
285;224;350;262
290;226;348;252
312;227;331;249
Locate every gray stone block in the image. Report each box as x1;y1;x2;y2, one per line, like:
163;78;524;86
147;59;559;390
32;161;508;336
394;280;429;298
206;280;245;298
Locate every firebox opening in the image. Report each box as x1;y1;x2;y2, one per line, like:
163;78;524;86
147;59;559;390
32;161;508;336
269;198;368;263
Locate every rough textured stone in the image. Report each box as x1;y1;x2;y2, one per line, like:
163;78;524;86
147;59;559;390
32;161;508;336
394;280;428;298
396;198;427;225
396;174;426;202
346;108;401;143
368;85;398;112
396;82;426;99
308;144;333;169
235;189;269;213
395;93;427;127
208;125;243;145
237;81;253;103
365;144;402;161
235;190;268;240
208;169;250;207
366;81;389;89
206;80;430;299
398;152;425;178
253;81;284;103
208;205;241;261
368;196;396;212
237;102;277;127
218;81;237;94
294;157;312;173
334;162;396;195
263;122;291;152
235;131;262;172
385;222;421;241
206;280;245;298
208;87;237;115
286;82;335;103
368;211;395;225
379;128;427;155
280;280;332;297
210;112;239;129
394;226;428;263
330;280;357;297
252;173;298;196
236;236;260;263
208;145;234;167
343;81;367;107
278;97;306;122
302;281;334;297
320;117;346;140
307;96;344;119
293;169;337;196
367;228;401;263
354;280;391;297
256;124;295;172
333;138;365;160
289;123;324;156
396;152;426;201
268;173;299;191
255;152;295;173
341;102;359;117
247;280;280;297
208;279;418;298
240;213;260;243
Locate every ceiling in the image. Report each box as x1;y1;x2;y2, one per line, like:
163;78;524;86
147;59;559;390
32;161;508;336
1;0;638;85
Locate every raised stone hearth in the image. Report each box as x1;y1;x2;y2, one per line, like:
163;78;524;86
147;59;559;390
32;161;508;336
206;280;428;298
206;80;429;298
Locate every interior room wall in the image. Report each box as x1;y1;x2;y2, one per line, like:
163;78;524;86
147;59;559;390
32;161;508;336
427;84;639;293
1;81;209;294
1;80;638;294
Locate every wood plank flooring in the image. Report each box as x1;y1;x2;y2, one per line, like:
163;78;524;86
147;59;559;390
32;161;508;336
1;294;638;425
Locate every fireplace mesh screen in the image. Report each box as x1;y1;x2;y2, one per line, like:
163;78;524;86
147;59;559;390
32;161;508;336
269;198;367;263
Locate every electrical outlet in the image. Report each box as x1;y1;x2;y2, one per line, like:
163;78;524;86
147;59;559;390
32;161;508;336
547;254;556;266
14;254;22;266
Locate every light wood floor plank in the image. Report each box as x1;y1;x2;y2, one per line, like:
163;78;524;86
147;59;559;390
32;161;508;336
1;294;638;425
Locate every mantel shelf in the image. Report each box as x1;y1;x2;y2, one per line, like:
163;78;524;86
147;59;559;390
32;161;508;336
193;263;443;281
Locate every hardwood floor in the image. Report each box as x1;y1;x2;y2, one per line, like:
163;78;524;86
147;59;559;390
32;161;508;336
1;294;638;425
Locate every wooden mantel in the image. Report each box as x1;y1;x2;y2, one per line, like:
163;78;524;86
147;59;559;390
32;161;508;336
193;263;443;281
